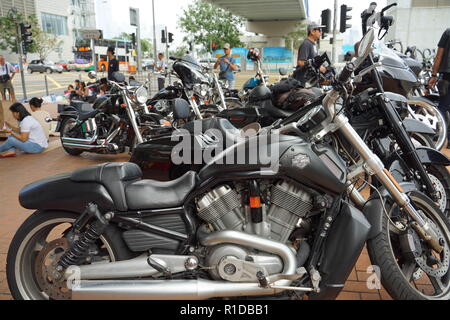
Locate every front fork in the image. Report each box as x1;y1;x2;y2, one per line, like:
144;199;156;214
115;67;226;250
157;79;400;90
382;97;438;201
336;114;444;253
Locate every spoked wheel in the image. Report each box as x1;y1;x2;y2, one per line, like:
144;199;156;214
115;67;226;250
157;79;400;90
6;211;129;300
60;118;84;156
367;191;450;300
407;100;447;151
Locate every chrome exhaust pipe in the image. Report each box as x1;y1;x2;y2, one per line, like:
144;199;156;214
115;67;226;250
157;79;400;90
63;142;106;150
66;255;195;280
61;134;98;145
71;231;298;300
72;279;280;300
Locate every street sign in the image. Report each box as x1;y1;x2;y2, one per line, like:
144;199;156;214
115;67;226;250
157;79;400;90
130;8;138;26
80;29;103;40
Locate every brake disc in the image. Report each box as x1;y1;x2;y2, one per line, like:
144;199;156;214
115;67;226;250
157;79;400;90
35;238;72;300
415;219;450;278
428;174;447;214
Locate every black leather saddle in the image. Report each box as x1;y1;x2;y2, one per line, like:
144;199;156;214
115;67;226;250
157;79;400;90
71;162;197;211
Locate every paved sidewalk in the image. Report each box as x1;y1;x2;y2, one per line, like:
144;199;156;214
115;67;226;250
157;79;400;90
1;143;448;300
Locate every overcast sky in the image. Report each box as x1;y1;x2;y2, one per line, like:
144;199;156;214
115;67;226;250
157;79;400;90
95;0;388;50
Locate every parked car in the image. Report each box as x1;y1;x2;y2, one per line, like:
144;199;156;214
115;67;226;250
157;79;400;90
56;60;72;71
27;60;63;74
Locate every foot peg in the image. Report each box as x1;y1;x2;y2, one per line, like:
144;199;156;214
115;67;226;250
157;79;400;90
256;267;314;292
148;256;172;277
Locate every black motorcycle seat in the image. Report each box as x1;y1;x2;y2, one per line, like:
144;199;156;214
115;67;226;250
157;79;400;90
71;162;143;211
125;171;197;210
262;100;294;118
78;109;99;121
71;100;94;112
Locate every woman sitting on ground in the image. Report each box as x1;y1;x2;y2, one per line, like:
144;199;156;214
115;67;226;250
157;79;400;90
29;97;51;141
75;81;89;100
0;103;48;158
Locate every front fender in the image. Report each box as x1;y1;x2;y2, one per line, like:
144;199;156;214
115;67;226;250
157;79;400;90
403;118;435;135
415;146;450;166
362;182;417;239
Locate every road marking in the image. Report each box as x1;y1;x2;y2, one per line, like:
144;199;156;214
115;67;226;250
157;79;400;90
46;75;65;89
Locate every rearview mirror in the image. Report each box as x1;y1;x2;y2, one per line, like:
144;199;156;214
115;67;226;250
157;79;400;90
279;68;288;76
88;71;97;80
357;28;375;66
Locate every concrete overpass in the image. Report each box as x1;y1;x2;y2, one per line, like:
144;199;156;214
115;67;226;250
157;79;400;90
206;0;309;46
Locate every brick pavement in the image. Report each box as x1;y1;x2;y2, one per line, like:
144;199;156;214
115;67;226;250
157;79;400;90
0;143;448;300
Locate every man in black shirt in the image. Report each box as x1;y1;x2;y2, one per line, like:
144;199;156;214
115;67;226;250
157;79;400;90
107;47;119;81
429;28;450;147
294;22;327;85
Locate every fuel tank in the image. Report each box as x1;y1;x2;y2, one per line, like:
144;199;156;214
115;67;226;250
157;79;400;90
198;134;348;195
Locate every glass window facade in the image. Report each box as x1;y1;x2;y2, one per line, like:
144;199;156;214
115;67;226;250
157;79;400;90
41;12;68;36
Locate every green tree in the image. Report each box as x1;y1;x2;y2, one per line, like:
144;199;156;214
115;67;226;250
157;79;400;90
116;32;131;41
140;38;153;57
33;32;63;60
178;0;244;52
0;11;40;54
169;45;189;58
284;22;308;51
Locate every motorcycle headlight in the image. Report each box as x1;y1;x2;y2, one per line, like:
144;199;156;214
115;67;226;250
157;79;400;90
193;83;209;98
135;87;148;104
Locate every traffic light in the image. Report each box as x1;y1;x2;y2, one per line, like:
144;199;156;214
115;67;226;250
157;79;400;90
131;33;136;46
20;23;33;45
339;4;352;33
321;9;331;39
168;32;174;43
161;30;166;43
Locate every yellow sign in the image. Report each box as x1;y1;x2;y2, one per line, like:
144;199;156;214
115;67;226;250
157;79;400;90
132;49;137;57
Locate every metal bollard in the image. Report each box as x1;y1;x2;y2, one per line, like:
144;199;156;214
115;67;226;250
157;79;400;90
44;75;49;96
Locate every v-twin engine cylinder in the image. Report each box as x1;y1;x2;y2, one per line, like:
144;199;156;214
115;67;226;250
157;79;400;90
195;181;313;244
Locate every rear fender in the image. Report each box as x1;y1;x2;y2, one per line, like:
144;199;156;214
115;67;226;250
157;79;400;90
55;114;78;132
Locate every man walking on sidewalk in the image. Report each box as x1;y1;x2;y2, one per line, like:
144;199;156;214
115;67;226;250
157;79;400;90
155;53;167;91
0;55;16;101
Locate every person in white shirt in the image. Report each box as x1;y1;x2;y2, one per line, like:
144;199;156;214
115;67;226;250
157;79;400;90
0;55;16;101
0;103;48;158
29;97;51;141
154;53;167;91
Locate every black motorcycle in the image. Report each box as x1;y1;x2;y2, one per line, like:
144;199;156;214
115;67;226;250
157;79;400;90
7;28;450;300
56;72;158;156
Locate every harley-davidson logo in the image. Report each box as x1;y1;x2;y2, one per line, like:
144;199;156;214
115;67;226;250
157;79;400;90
292;153;310;169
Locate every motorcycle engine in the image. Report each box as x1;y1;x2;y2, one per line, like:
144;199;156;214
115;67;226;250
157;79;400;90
196;181;314;282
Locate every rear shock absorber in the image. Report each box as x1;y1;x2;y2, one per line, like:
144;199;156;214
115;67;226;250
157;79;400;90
57;203;112;270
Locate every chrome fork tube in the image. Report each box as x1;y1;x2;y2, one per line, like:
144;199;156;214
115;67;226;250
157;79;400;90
334;114;427;227
186;90;203;119
124;94;144;144
213;73;226;111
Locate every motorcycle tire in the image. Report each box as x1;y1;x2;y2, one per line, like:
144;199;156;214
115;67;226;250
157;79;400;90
6;211;132;300
60;118;84;156
367;191;450;300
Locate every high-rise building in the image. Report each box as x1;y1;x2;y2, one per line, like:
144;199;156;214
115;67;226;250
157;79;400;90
0;0;96;62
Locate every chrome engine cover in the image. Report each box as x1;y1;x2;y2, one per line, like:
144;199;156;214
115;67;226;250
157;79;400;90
206;244;283;282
